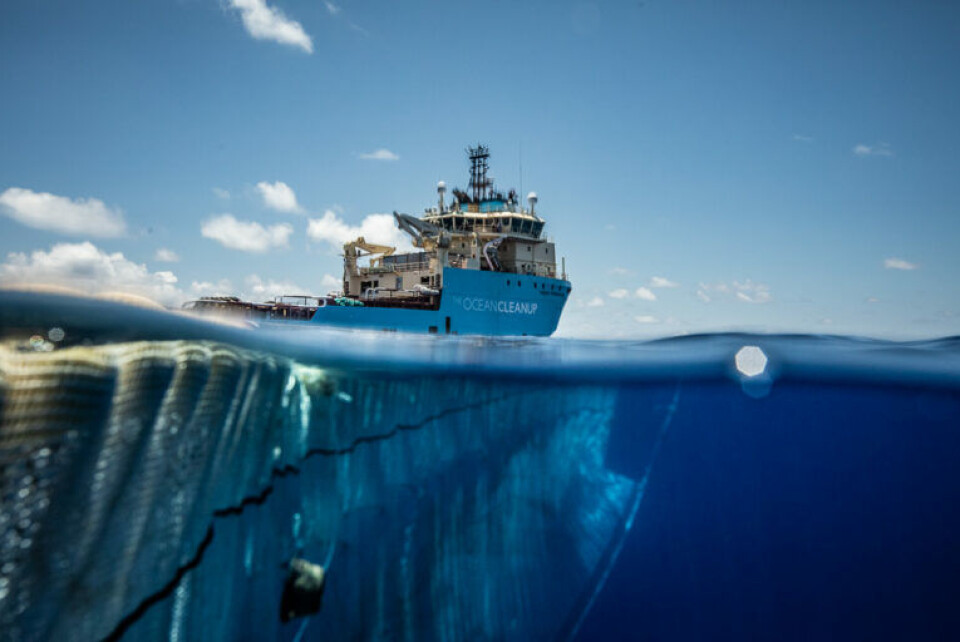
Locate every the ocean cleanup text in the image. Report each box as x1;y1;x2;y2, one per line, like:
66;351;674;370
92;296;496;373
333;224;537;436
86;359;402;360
461;298;538;315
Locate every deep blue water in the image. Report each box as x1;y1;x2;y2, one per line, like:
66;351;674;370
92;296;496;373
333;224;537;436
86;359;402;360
0;291;958;641
584;381;960;640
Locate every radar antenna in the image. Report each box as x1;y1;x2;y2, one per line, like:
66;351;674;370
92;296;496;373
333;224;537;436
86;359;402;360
467;144;492;202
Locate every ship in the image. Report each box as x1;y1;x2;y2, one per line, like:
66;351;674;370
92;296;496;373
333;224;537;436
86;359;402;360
184;145;571;336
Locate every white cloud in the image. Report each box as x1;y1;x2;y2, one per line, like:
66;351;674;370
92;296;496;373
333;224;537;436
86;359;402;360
732;280;772;303
321;0;369;36
256;180;302;213
213;187;230;199
228;0;313;53
1;242;185;307
793;134;814;143
0;187;126;237
697;280;771;304
649;276;679;288
586;296;605;308
853;143;894;157
609;267;630;276
201;214;293;252
244;274;308;300
884;257;917;270
190;279;234;297
634;315;659;324
321;273;341;292
606;286;657;301
307;210;412;251
241;274;344;300
866;296;880;303
359;149;400;161
154;248;180;263
634;287;657;301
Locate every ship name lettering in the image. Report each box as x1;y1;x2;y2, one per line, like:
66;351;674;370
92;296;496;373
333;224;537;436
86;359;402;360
461;298;538;315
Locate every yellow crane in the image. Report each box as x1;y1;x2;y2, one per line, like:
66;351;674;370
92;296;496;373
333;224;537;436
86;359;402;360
343;237;396;273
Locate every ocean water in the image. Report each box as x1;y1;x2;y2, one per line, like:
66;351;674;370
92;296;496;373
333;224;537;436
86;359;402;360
1;290;958;641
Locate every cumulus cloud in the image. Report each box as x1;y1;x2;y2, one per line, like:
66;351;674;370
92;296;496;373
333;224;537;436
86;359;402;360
359;149;400;161
853;143;894;157
228;0;313;53
244;274;309;300
697;280;771;304
649;276;679;288
586;296;605;308
1;242;185;307
635;287;657;301
154;248;179;263
256;180;302;213
190;279;234;297
0;187;126;237
607;286;657;301
321;273;341;292
307;210;412;251
884;257;917;270
201;214;293;252
608;267;630;276
634;315;659;324
213;187;230;199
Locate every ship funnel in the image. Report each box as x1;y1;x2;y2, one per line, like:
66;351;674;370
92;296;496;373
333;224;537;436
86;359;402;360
527;191;538;215
437;181;446;213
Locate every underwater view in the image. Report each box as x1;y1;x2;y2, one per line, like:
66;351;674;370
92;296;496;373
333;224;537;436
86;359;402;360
3;1;960;640
1;291;958;640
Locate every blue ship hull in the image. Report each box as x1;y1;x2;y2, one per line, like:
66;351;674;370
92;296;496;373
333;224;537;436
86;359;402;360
310;268;570;336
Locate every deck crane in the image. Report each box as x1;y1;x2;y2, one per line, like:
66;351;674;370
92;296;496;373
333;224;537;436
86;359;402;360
343;237;396;276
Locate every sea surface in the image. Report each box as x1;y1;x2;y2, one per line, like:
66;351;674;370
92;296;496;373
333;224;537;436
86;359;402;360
1;290;959;641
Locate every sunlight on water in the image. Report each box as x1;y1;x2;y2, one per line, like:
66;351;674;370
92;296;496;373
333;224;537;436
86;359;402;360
734;345;768;377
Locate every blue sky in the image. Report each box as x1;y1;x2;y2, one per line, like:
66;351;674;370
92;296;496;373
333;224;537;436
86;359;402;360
1;0;958;338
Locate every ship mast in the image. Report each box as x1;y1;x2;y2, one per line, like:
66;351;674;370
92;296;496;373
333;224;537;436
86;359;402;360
468;144;491;202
